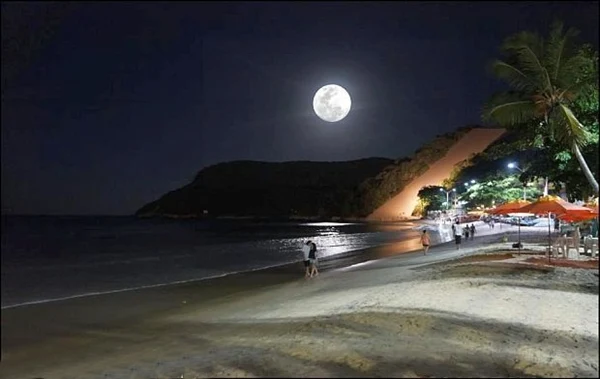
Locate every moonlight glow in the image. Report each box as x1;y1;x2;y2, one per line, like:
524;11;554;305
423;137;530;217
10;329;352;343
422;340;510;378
312;84;352;122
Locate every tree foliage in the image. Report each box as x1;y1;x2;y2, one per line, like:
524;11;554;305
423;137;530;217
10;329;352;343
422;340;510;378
483;21;599;195
352;127;472;216
416;185;446;214
460;176;543;209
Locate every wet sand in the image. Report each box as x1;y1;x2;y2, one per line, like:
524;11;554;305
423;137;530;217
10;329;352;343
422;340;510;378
1;226;597;378
0;237;425;374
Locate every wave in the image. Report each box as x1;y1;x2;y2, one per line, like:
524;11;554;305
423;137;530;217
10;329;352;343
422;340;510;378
1;220;420;308
0;241;411;310
1;269;232;310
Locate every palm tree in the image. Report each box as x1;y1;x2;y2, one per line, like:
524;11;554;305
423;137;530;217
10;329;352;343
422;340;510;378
483;21;599;196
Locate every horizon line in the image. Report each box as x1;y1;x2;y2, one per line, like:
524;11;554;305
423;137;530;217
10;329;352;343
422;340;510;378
1;213;133;217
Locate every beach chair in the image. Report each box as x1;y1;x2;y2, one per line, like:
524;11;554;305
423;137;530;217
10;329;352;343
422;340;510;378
583;236;599;258
563;236;580;259
550;238;563;258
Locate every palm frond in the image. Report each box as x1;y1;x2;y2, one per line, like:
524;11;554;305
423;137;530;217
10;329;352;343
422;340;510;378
502;31;544;57
502;31;552;91
544;21;580;82
482;92;537;126
548;104;588;146
557;53;594;89
490;60;536;91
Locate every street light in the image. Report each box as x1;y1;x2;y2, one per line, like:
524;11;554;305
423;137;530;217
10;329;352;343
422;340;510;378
507;162;524;172
508;162;550;197
440;188;456;210
508;162;527;201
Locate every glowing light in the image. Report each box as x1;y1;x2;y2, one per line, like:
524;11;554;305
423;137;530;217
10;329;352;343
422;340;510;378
313;84;352;122
301;222;357;227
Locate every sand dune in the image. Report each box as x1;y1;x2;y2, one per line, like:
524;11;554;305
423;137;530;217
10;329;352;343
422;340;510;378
367;128;505;220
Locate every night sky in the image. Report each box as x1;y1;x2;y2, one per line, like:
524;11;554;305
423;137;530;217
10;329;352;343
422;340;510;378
2;2;598;215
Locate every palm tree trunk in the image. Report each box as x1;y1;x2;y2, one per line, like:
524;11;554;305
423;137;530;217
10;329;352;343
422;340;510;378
572;141;599;196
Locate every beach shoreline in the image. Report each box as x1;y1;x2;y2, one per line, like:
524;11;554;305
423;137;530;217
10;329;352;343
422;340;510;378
0;218;428;310
0;233;428;350
2;222;596;378
0;233;423;311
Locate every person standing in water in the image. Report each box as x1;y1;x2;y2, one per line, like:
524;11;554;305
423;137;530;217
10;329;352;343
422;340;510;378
302;241;312;278
420;230;431;255
308;241;319;277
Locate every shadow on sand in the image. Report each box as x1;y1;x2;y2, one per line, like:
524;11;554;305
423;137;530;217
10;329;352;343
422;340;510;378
34;308;598;379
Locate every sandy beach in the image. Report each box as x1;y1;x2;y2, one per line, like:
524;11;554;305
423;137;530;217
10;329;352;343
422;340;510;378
1;222;598;378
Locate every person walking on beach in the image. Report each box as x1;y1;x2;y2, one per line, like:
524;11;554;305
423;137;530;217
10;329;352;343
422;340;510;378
464;226;470;240
308;241;319;277
470;224;475;240
302;241;312;278
453;221;463;250
420;230;431;255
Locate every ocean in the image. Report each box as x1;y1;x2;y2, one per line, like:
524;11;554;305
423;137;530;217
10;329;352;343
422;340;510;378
0;215;427;308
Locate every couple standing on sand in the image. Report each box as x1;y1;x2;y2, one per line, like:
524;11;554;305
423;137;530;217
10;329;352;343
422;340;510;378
302;240;319;278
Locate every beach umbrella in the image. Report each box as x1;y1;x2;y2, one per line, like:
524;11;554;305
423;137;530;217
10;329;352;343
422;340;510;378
488;200;531;252
587;199;600;237
507;211;535;253
584;200;598;215
519;195;596;217
519;196;597;261
488;199;531;215
559;203;599;251
558;212;598;223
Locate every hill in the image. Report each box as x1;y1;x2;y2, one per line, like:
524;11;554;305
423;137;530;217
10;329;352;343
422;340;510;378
135;127;476;219
135;158;393;219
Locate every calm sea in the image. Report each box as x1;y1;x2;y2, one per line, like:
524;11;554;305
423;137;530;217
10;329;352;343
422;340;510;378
0;215;426;308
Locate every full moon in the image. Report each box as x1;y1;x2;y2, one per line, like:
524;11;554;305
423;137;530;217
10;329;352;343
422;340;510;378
312;84;352;122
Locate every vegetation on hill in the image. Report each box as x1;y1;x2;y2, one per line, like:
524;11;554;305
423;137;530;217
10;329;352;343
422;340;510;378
136;127;475;219
352;126;472;216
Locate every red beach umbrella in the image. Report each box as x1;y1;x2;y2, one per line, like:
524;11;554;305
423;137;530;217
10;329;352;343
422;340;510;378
519;196;597;261
519;195;596;217
584;198;598;214
558;212;598;223
488;199;531;252
488;199;531;215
